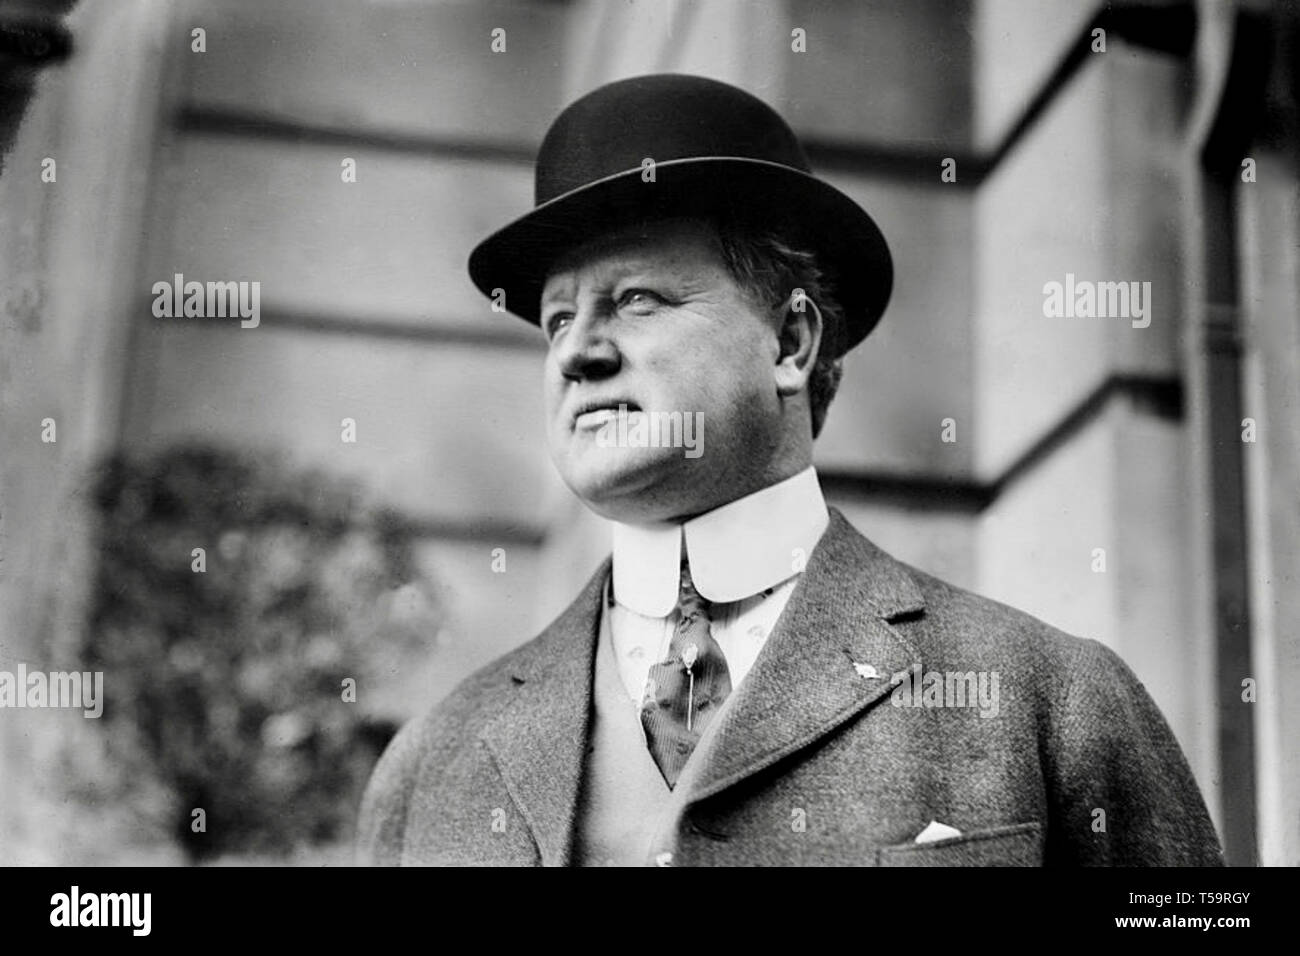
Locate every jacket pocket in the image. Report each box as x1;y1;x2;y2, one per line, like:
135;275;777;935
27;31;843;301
877;821;1043;867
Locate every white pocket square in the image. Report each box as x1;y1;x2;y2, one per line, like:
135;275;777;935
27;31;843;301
914;820;963;844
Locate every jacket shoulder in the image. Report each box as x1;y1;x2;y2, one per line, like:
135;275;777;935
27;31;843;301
372;623;556;777
894;559;1188;727
877;556;1222;864
888;557;1107;674
356;560;608;864
355;639;537;864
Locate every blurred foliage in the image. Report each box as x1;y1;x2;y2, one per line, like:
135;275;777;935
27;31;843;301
78;445;439;862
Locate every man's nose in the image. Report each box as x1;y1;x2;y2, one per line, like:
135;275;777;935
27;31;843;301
554;309;621;382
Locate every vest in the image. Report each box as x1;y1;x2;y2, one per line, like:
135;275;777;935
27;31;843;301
571;593;676;866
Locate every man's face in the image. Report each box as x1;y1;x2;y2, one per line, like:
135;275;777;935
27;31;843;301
540;218;787;523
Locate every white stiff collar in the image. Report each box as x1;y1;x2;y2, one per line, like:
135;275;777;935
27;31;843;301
610;466;829;617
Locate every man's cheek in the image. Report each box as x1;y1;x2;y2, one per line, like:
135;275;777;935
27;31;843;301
544;417;574;467
541;382;565;428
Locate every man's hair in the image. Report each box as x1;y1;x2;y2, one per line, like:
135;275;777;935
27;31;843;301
712;220;846;439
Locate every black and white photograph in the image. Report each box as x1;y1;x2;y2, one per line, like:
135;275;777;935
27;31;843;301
0;0;1294;922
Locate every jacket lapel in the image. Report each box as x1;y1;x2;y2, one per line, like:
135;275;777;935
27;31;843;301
478;558;609;866
676;509;925;804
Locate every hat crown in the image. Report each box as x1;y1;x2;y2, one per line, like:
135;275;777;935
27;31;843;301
469;73;893;354
535;74;811;205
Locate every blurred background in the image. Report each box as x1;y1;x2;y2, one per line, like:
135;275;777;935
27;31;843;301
0;0;1296;866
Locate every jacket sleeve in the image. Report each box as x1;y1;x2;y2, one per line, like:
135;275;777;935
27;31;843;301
1043;637;1225;866
355;716;426;866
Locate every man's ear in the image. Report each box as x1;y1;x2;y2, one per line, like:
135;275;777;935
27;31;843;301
774;290;823;398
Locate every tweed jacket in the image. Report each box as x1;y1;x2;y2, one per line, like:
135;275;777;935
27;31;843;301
357;509;1224;866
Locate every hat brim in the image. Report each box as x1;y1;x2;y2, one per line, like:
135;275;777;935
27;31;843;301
467;157;892;356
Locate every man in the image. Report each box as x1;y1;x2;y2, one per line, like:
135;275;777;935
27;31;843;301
358;74;1223;866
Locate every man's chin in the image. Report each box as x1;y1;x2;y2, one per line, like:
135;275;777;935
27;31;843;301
561;448;694;521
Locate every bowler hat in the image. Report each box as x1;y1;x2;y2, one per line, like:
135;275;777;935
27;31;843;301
468;74;892;355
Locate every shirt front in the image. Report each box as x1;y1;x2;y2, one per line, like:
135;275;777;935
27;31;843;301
606;466;830;706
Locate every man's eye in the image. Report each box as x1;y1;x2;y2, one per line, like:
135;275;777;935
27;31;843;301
544;312;574;338
616;289;665;313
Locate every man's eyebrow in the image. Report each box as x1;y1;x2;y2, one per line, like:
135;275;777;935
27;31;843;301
605;257;701;286
541;250;703;301
540;279;577;307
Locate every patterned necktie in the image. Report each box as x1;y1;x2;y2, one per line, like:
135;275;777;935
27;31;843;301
640;560;733;788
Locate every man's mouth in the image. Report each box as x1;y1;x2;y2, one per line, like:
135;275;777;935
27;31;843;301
572;400;641;430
